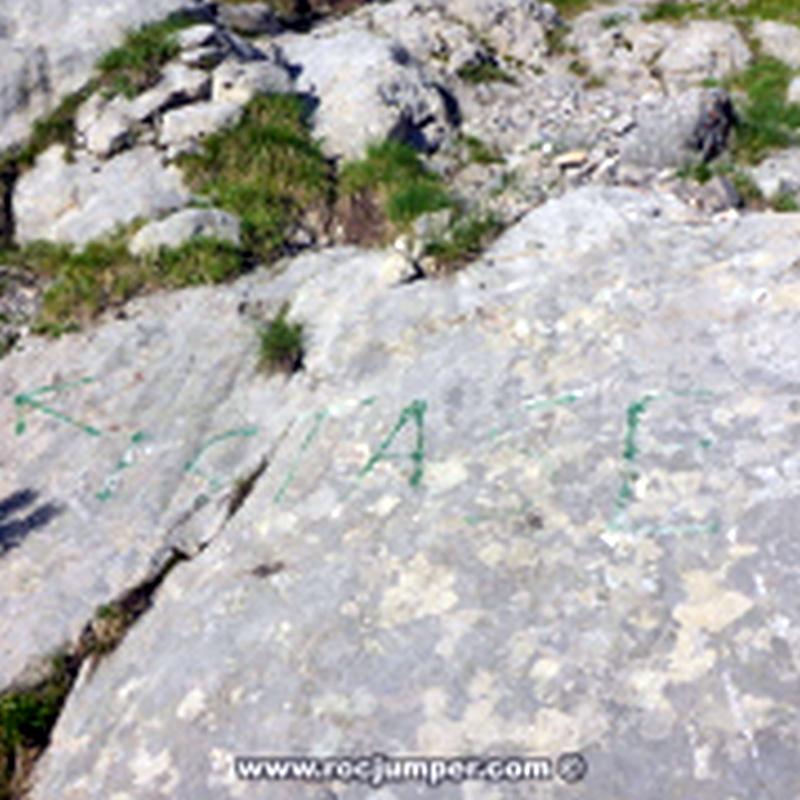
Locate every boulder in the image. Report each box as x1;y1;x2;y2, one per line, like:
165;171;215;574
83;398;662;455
13;145;191;245
653;21;751;89
279;27;455;159
211;59;293;105
0;187;795;799
159;101;244;155
754;19;800;69
129;208;241;255
75;96;134;158
619;88;736;168
789;75;800;105
74;65;211;158
749;148;800;200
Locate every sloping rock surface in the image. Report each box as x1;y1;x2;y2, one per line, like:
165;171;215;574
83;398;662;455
13;145;191;245
0;187;797;798
0;0;201;152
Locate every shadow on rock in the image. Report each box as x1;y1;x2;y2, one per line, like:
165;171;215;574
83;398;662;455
0;488;63;555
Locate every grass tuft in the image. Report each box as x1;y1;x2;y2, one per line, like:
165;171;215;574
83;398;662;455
339;140;454;232
726;56;800;162
97;12;196;99
2;234;248;336
642;2;703;22
461;134;505;166
179;95;333;261
0;654;75;800
456;60;517;85
424;212;505;272
258;303;304;374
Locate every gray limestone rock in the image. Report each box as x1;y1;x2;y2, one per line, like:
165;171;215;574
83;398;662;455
129;208;241;255
653;20;751;90
754;19;800;69
749;148;800;200
439;0;557;64
216;2;282;36
278;27;456;159
789;75;800;105
159;101;244;155
619;88;735;169
211;59;293;105
13;145;191;245
0;187;796;798
0;0;203;152
73;63;211;155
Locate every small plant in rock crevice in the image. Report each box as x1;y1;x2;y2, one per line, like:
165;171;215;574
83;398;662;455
338;139;454;243
456;59;517;85
258;303;305;375
423;212;505;274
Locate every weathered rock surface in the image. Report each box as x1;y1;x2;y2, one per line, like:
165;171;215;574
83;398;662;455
619;88;735;168
13;145;191;245
748;147;800;201
216;2;282;36
277;27;456;159
0;0;204;152
159;101;244;155
129;207;241;254
754;19;800;69
0;187;798;798
212;58;294;105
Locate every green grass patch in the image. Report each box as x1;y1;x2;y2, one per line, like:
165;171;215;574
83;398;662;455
544;26;575;57
424;212;505;272
548;0;595;18
0;654;75;800
461;134;505;165
340;139;454;231
600;12;630;29
179;95;333;261
737;0;800;25
770;191;799;211
641;2;703;22
258;303;304;374
640;0;800;25
456;59;517;85
726;56;800;162
96;12;196;98
676;158;766;206
2;234;247;336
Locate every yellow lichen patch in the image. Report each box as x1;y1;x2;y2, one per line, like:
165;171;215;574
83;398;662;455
425;459;469;494
675;571;754;635
378;553;458;627
669;567;755;683
772;282;800;310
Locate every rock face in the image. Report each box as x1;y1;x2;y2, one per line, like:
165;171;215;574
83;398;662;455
278;27;456;159
4;1;800;798
1;187;799;798
755;19;800;69
0;0;203;152
13;145;191;245
129;207;241;254
620;88;736;168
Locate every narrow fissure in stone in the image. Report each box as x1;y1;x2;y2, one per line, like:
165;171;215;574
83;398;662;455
0;162;17;247
0;549;189;800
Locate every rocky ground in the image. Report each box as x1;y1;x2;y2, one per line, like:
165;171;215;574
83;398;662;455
1;1;799;798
